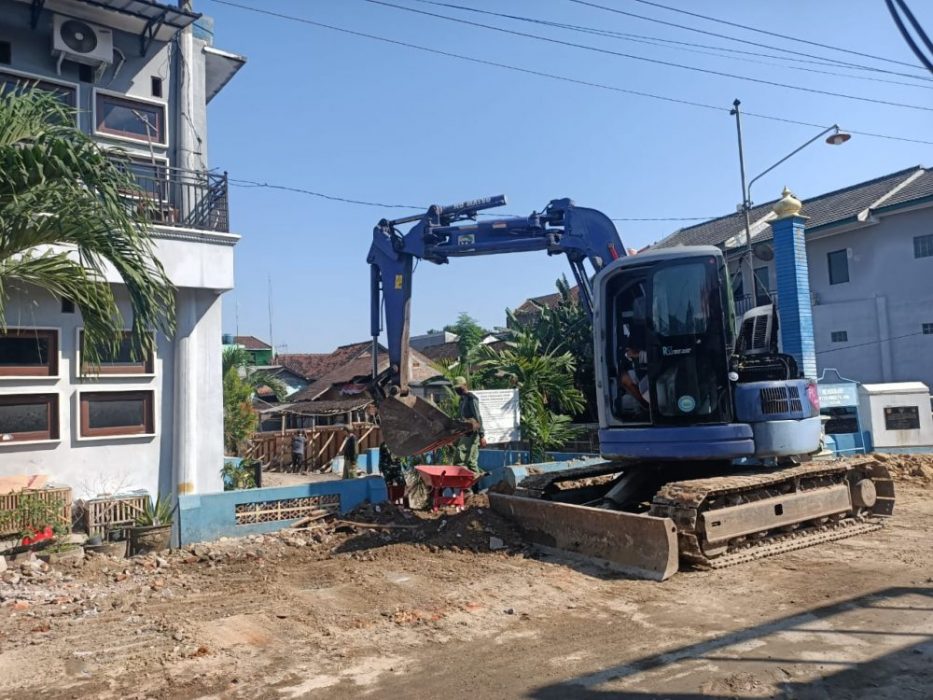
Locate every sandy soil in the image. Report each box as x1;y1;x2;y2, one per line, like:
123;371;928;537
0;455;930;700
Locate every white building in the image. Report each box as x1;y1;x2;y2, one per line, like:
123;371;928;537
0;0;245;499
657;166;933;390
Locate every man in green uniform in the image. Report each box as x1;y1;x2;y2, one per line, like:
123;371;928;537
453;376;486;476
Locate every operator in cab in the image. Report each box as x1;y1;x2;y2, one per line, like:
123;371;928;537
619;341;650;417
452;376;486;476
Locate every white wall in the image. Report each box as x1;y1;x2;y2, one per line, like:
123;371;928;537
808;207;933;388
0;285;226;499
858;386;933;450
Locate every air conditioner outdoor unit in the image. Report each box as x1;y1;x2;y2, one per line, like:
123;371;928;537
52;15;113;73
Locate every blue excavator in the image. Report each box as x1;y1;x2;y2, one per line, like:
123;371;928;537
367;195;894;580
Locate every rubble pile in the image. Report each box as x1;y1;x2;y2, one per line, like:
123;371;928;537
871;453;933;486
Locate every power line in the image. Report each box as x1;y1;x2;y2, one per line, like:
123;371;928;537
205;0;933;146
627;0;927;71
886;0;933;74
567;0;933;82
228;178;717;221
816;329;930;355
361;0;933;113
412;0;933;90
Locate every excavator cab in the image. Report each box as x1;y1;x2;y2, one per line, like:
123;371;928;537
602;248;734;428
594;245;821;461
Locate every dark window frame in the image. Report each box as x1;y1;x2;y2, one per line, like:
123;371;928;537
79;330;155;376
150;75;163;97
831;331;848;343
0;328;59;377
0;68;78;111
94;91;167;145
827;249;850;285
914;234;933;259
0;394;59;443
79;391;155;438
923;323;933;336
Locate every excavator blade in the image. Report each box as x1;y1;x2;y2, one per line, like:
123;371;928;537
376;393;473;457
488;493;679;581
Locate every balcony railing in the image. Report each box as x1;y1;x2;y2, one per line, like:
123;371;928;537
121;164;229;233
734;292;778;317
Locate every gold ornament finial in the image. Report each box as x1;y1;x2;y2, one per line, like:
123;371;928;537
772;186;803;218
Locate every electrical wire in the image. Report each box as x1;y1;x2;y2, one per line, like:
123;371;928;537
816;329;931;355
361;0;933;113
569;0;932;81
411;0;933;89
886;0;933;74
204;0;933;147
228;178;718;221
626;0;927;71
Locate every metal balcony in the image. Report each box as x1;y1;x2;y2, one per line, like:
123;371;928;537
122;164;230;233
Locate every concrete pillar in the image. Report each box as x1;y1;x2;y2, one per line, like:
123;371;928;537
769;188;817;379
173;289;198;495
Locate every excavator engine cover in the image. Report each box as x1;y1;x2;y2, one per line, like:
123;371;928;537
377;393;473;457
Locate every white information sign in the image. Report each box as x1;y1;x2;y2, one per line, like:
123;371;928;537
473;389;521;444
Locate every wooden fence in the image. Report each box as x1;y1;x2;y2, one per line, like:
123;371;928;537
247;424;383;472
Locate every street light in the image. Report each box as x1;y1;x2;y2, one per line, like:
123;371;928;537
730;99;851;304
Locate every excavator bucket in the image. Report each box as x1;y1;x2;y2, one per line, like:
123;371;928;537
488;493;679;581
376;393;473;457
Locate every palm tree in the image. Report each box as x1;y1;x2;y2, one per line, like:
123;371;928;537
0;88;174;364
222;346;288;398
477;328;585;459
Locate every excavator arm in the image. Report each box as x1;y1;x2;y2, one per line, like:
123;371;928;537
367;195;625;456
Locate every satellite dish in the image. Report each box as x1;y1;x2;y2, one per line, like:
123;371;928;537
60;20;98;54
753;242;774;261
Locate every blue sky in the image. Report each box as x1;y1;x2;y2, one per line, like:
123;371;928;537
203;0;933;353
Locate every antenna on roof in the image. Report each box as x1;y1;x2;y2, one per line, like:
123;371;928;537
267;274;275;362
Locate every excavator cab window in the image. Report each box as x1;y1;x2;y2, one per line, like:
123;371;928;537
647;257;732;425
606;254;733;427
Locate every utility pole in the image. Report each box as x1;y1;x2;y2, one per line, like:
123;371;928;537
267;274;275;361
730;99;756;303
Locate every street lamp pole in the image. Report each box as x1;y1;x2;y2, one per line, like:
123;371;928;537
730;99;850;306
730;99;755;303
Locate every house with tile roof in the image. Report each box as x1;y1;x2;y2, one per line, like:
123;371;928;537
657;165;933;389
265;341;439;428
233;335;273;365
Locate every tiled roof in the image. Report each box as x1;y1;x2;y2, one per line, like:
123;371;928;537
235;335;271;350
287;342;437;403
656;165;927;250
277;342;376;381
514;286;580;314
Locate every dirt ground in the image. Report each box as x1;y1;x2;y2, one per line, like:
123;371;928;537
0;455;931;700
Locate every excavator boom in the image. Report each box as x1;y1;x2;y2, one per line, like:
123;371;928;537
367;195;623;456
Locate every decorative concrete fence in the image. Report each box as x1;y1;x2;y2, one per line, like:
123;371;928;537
178;475;388;544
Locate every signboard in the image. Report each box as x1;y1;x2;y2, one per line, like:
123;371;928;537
474;389;521;444
818;383;859;409
884;406;920;431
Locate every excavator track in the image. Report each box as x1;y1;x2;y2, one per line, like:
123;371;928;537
648;459;895;569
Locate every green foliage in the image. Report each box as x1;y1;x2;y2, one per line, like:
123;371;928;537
223;347;287;455
445;312;488;364
135;494;173;527
0;88;175;366
0;492;70;541
477;326;585;457
221;459;258;491
507;275;596;420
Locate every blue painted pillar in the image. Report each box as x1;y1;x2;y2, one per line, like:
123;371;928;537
769;188;816;379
